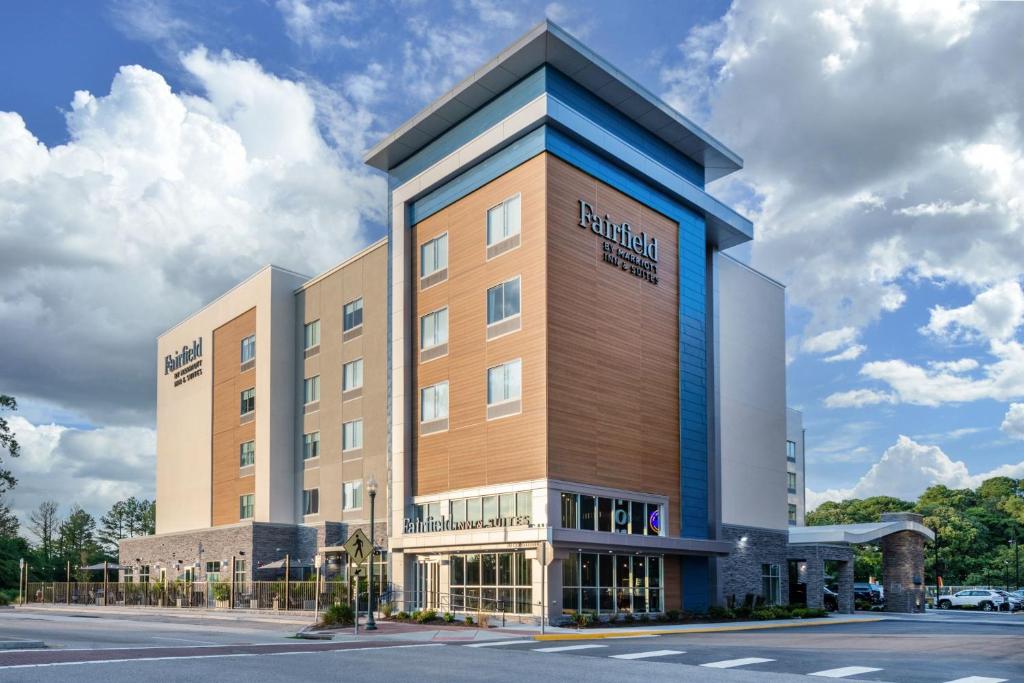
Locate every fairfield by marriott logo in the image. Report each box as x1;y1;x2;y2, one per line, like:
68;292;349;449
164;338;202;375
578;199;660;285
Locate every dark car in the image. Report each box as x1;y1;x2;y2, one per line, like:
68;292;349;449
854;582;883;605
823;587;839;611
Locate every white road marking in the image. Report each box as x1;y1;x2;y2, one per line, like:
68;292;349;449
809;666;884;678
465;640;530;647
533;644;608;653
610;650;683;660
942;678;1008;683
701;657;775;668
0;643;445;669
151;636;220;644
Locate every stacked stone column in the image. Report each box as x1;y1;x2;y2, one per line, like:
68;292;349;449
880;512;927;613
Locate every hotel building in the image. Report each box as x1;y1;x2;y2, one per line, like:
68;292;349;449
121;21;849;619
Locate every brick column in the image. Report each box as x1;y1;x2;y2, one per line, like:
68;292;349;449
880;512;927;613
837;559;854;613
804;558;824;610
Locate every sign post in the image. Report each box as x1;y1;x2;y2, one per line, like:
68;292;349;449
344;530;371;633
313;554;322;623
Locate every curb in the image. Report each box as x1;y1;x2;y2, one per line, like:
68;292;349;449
0;640;46;650
531;617;885;640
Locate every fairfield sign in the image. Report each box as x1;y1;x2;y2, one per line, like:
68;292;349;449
578;199;660;285
403;514;532;534
164;338;203;388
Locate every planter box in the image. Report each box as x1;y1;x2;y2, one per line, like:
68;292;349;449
176;598;183;608
96;598;105;606
273;599;280;611
250;599;259;609
215;600;230;609
303;600;315;611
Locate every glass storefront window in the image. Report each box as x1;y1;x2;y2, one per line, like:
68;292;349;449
563;552;664;615
499;494;514;518
467;498;482;523
451;498;466;523
449;551;533;614
560;492;577;528
559;492;663;537
631;501;645;535
516;491;531;518
579;495;596;530
482;496;497;521
614;499;629;533
597;497;612;532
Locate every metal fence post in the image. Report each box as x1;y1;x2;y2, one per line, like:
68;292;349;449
284;554;290;611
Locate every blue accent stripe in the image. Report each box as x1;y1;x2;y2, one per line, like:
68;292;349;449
682;556;711;613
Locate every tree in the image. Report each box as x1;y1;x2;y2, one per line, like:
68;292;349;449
98;497;156;556
57;506;100;579
28;501;58;562
0;496;19;539
0;395;20;494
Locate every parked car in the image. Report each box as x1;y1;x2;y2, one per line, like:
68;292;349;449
995;591;1022;612
823;587;839;611
936;589;1010;611
853;582;883;605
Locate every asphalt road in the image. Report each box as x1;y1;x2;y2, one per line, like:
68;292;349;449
0;608;1019;682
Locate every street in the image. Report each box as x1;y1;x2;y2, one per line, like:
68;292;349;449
0;608;1019;682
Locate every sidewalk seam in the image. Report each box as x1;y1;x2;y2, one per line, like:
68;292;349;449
531;617;885;640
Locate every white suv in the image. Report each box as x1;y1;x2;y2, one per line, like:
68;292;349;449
936;589;1008;611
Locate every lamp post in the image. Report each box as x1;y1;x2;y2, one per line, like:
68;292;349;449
366;475;378;631
1011;537;1020;591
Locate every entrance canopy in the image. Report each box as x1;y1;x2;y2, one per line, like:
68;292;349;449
788;519;935;545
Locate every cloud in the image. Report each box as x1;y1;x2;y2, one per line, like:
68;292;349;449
4;417;155;532
0;48;385;427
1001;403;1024;440
923;280;1024;342
823;344;866;363
801;326;865;363
824;389;896;409
661;1;1024;337
276;0;360;50
807;435;1024;509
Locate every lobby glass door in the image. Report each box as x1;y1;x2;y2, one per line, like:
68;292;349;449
413;560;440;611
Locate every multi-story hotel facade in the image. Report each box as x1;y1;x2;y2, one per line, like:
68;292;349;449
121;21;850;619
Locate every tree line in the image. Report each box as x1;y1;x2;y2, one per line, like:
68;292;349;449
0;395;154;596
808;477;1024;586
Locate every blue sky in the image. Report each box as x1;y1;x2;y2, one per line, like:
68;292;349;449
1;0;1022;522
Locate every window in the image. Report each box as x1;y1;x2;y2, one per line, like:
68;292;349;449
303;375;320;405
240;388;255;415
304;320;320;350
343;358;363;391
303;488;319;516
487;277;521;325
343;419;363;451
420;382;449;422
486;194;521;246
239;441;255;467
234;560;246;585
343;480;363;510
240;335;256;363
303;431;320;460
239;494;254;520
139;565;150;583
560;492;662;536
786;440;797;462
788;503;798;525
420;233;448;277
343;298;363;331
562;552;662;614
487;359;521;405
449;551;532;614
205;561;220;582
420;308;448;349
787;472;797;493
762;563;782;604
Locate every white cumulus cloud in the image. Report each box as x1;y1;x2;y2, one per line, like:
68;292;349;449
824;389;897;409
807;435;1024;509
1001;403;1024;440
923;280;1024;342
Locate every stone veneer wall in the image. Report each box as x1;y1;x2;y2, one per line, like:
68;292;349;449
718;524;791;607
880;512;927;613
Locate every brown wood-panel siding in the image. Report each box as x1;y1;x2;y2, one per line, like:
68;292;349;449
545;155;681;536
663;557;682;611
211;308;257;526
412;154;548;496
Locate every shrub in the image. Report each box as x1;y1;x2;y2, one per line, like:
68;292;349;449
639;613;651;624
570;611;591;629
395;611;410;621
751;608;776;621
708;606;735;620
665;609;681;622
443;612;455;623
464;615;475;626
321;603;354;627
622;612;636;624
734;605;753;619
416;609;437;624
381;602;394;619
211;582;231;602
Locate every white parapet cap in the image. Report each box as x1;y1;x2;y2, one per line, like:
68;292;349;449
789;520;936;545
362;19;743;183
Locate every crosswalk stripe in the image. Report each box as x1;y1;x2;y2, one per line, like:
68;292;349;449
610;650;684;660
464;640;530;648
534;644;608;653
700;657;775;668
809;666;883;678
942;678;1008;683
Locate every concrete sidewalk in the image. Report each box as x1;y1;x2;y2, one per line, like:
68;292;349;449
13;604;315;627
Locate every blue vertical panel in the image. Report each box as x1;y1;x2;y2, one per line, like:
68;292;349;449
682;556;710;613
679;213;708;540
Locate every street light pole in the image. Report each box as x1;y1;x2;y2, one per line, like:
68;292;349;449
366;475;378;631
1011;536;1020;591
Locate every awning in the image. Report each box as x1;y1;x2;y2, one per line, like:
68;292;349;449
79;563;129;570
257;558;315;570
789;520;935;545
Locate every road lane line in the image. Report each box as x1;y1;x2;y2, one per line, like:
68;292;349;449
151;636;221;644
610;650;683;660
534;644;607;653
700;657;774;668
942;678;1008;683
465;640;531;647
809;666;883;678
